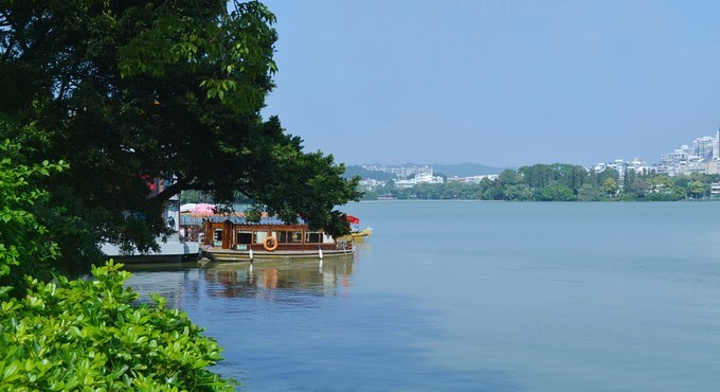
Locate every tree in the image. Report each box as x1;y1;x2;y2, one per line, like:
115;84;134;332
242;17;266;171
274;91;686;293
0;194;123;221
0;149;235;388
642;174;684;201
483;179;505;200
503;183;531;201
499;169;519;186
540;183;575;201
0;140;65;294
1;140;236;389
519;164;555;189
602;177;619;198
0;1;360;270
597;167;619;186
577;182;603;201
688;179;708;199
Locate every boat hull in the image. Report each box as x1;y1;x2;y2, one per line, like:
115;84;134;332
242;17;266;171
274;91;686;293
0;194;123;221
339;228;372;243
101;237;200;264
200;247;354;262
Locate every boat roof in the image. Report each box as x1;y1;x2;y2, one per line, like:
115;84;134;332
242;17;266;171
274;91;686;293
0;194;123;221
204;216;307;226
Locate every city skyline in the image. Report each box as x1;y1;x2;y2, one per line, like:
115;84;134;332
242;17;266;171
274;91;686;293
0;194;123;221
260;1;720;167
353;127;720;171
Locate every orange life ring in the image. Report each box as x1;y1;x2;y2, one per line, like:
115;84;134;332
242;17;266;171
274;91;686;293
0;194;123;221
263;236;278;251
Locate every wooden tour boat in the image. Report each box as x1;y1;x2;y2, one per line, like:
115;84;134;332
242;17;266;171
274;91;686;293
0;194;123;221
200;216;354;262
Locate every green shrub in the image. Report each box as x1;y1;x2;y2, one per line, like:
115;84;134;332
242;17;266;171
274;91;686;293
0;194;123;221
0;261;237;391
0;141;236;391
0;140;64;294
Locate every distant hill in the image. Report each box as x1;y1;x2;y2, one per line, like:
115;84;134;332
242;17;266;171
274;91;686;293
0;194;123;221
343;165;396;180
344;162;508;180
429;162;507;177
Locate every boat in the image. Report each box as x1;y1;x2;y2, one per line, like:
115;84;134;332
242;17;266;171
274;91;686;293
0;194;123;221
338;214;372;243
348;227;372;242
101;233;200;263
376;193;396;200
101;193;200;263
200;216;354;262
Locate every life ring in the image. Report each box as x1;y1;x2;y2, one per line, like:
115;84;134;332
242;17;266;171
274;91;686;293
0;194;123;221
263;237;278;252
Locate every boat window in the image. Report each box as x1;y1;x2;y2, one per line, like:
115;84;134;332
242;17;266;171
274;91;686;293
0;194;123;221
323;233;334;243
274;231;288;243
305;232;322;244
289;231;303;243
253;231;268;244
213;229;223;247
236;231;252;244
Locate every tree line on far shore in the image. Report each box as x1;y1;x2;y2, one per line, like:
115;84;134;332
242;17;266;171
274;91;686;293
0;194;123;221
361;163;720;201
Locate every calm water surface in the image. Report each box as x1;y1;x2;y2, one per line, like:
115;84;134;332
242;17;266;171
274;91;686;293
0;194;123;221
127;201;720;391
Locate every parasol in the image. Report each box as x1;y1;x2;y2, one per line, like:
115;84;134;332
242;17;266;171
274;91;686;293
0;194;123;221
189;203;217;217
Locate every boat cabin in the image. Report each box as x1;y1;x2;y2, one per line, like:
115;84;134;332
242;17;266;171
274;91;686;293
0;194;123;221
202;216;344;252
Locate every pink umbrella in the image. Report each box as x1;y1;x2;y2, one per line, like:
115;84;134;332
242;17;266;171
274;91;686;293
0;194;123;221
191;203;217;217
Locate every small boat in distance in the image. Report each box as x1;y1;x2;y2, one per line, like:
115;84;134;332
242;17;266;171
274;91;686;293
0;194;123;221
200;216;354;262
339;214;372;243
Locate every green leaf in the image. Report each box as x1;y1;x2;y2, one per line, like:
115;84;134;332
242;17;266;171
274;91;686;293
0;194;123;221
3;361;19;381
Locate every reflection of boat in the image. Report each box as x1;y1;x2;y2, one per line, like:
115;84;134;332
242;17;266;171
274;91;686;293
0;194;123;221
338;214;372;243
200;216;354;262
201;257;355;298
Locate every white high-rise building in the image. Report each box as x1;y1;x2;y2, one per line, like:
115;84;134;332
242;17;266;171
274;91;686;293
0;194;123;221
693;136;716;160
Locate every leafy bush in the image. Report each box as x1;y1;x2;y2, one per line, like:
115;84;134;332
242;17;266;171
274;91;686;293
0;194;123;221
0;262;236;391
0;141;236;390
0;140;64;293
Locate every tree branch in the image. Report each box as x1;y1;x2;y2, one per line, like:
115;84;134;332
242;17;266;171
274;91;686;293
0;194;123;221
153;176;190;203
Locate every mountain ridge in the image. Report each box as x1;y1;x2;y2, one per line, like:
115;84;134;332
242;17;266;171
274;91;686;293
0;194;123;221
344;162;510;179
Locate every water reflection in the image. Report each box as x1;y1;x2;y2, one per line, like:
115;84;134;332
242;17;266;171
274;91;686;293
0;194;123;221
201;258;354;300
124;202;720;391
124;269;195;309
125;257;355;305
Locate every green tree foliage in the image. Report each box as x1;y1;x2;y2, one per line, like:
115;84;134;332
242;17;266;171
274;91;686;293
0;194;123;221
577;182;604;201
1;148;234;390
0;141;65;294
688;179;707;198
540;183;575;201
0;262;236;391
0;1;360;271
644;174;684;201
498;169;518;186
621;170;645;200
364;163;720;202
602;177;619;198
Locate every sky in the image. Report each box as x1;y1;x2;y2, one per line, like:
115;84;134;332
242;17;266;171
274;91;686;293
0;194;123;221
259;0;720;167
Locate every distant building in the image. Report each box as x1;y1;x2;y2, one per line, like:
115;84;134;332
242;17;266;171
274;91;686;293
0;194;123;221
661;146;690;164
711;182;720;195
596;127;720;177
361;164;431;179
394;168;444;189
447;174;499;184
692;131;720;160
358;178;387;191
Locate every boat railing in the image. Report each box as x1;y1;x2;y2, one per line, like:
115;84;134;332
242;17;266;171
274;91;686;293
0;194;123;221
337;239;354;252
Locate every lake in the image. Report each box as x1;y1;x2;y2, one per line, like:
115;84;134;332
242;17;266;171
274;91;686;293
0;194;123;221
126;201;720;391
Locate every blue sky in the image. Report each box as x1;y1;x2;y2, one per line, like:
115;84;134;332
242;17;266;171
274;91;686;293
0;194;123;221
260;0;720;167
